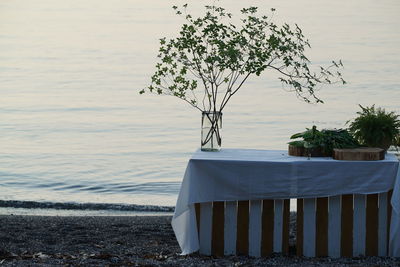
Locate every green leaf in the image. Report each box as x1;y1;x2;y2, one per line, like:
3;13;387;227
143;3;346;111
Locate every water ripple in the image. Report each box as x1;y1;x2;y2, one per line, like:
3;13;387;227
0;200;174;212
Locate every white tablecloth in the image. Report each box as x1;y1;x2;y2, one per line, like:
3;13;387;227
171;149;400;256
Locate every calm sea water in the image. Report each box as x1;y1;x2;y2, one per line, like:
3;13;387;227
1;0;399;213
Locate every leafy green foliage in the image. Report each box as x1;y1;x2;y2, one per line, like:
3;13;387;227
289;125;359;155
393;135;400;152
347;105;400;148
395;135;400;147
141;4;345;112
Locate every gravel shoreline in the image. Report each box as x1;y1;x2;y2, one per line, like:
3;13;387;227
0;215;399;266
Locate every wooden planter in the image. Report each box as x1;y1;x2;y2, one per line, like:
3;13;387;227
288;145;330;157
289;146;385;160
333;148;385;161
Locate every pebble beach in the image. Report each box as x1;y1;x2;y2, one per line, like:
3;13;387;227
0;214;399;266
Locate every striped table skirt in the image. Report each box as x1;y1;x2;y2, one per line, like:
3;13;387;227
195;191;393;257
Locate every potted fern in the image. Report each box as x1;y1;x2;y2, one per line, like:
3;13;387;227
347;105;400;151
288;125;359;157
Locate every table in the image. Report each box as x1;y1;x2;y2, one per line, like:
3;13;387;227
171;149;400;256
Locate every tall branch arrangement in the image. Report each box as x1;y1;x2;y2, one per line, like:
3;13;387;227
140;4;345;113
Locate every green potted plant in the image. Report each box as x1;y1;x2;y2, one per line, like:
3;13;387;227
347;105;400;151
288;125;359;157
394;135;400;151
140;4;345;151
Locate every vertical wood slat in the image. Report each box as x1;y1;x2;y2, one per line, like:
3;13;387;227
224;201;237;255
199;202;213;255
236;200;249;255
296;199;304;256
387;190;393;255
316;197;328;257
303;198;316;257
378;192;388;256
366;194;378;256
353;194;366;256
249;200;262;257
328;196;341;258
282;199;290;255
261;200;274;257
273;199;284;253
212;202;225;257
341;194;353;257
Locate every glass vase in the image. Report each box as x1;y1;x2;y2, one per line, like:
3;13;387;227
201;111;222;151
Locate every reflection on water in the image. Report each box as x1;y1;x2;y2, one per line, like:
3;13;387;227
0;0;399;210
